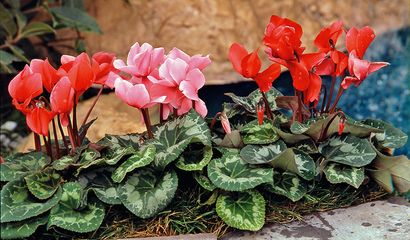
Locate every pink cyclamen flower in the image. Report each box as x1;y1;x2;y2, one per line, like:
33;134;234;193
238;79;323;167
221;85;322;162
220;113;231;134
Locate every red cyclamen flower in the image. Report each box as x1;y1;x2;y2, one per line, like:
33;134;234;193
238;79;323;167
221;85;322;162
25;101;55;136
50;77;75;126
30;58;60;93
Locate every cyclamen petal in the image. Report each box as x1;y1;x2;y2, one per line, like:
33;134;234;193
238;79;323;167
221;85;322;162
126;84;151;108
169;58;189;84
50;77;75;114
8;65;43;103
179;80;199;101
185;68;205;90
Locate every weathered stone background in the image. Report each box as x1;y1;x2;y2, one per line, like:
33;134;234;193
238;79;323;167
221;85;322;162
76;0;410;84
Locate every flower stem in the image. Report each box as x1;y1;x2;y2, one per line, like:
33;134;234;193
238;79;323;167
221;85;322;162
192;100;196;111
34;133;41;152
210;112;222;130
57;115;69;150
325;75;336;112
173;108;178;118
66;116;77;153
320;85;327;114
141;108;154;139
72;93;79;145
296;91;303;122
51;118;60;158
318;110;346;141
159;104;164;123
42;135;53;160
81;87;103;127
329;87;345;114
260;90;273;120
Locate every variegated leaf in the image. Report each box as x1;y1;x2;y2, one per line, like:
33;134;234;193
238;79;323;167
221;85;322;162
105;146;136;165
319;135;376;167
362;119;408;148
207;152;273;191
294;139;319;154
194;173;216;191
216;190;265;231
225;88;282;113
240;140;287;164
1;215;48;239
176;145;213;171
48;201;105;233
222;102;245;118
96;133;141;149
77;148;100;165
290;121;309;134
240;119;279;144
1;180;61;223
112;145;156;183
60;182;83;209
152;110;211;169
218;130;244;148
267;171;307;202
269;148;316;180
52;154;78;171
323;163;365;188
118;169;178;219
24;168;61;200
0;152;50;182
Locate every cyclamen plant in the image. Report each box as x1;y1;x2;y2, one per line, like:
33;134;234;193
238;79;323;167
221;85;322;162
1;15;409;239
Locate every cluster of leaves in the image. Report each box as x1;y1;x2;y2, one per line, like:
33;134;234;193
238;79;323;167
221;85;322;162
1;88;409;238
0;0;100;73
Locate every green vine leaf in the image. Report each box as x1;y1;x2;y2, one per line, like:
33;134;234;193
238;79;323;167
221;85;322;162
193;173;216;191
24;168;61;200
323;163;365;188
1;215;48;239
240;140;287;164
319;135;376;167
1;180;62;223
1;152;50;182
362;119;408;148
152;110;211;169
216;190;265;231
112;145;156;183
118;169;178;219
175;144;213;171
266;171;307;202
47;201;105;233
207;152;273;191
240;119;279;144
225;88;282;113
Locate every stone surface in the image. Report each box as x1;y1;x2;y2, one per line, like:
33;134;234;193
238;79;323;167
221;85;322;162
64;0;410;84
222;197;410;240
119;233;216;240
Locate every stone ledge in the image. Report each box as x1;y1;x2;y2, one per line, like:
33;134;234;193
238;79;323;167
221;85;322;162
118;233;216;240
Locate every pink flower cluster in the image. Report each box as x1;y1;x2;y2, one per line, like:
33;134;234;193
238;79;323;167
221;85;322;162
109;43;211;119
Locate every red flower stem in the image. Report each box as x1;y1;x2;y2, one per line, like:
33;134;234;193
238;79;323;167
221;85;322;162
42;135;53;160
296;91;303;122
73;93;79;144
57;115;69;150
260;91;273;120
192;100;196;111
34;133;41;152
81;87;103;127
318;110;346;142
66;116;77;153
51;118;60;158
173;108;178;118
329;87;345;114
210;112;222;130
141;108;154;139
325;75;336;112
159;104;164;123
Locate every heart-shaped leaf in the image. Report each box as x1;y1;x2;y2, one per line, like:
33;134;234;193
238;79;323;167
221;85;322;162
1;152;50;182
24;169;61;200
193;173;216;192
175;144;213;171
1;180;61;223
240;140;287;164
266;171;307;202
240;119;279;144
105;146;135;165
52;154;79;171
118;169;178;219
1;215;48;239
362;119;408;148
225;88;282;113
216;190;265;231
323;163;365;188
319;135;376;167
290;121;309;134
207;152;273;191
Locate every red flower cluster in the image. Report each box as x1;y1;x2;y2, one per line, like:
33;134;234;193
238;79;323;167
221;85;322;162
8;52;115;138
229;15;389;120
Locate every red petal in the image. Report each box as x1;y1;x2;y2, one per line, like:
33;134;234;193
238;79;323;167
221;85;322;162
303;73;322;104
300;52;326;70
254;64;281;92
355;26;375;58
315;58;335;76
368;62;389;74
228;43;248;75
314;28;331;52
287;61;310;91
241;49;261;78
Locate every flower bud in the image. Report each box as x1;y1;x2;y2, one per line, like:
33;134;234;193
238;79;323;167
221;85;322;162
220;112;231;134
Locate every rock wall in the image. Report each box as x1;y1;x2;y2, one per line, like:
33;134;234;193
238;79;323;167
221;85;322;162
77;0;409;84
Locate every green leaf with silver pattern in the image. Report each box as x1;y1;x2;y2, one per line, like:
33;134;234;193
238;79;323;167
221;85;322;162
266;171;307;202
47;201;105;233
175;144;213;171
117;169;178;219
216;190;265;231
323;163;365;188
96;133;141;150
319;135;376;167
240;140;287;164
362;119;408;148
1;180;62;223
194;172;216;191
24;168;61;200
105;146;136;165
52;154;79;171
1;215;48;239
290;121;309;134
207;152;273;191
240;119;279;144
0;152;50;182
225;88;282;113
151;110;211;169
60;182;83;209
112;145;156;183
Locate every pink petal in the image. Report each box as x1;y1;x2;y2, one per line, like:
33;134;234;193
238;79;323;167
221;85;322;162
61;55;75;64
169;58;188;84
368;62;389;74
114;78;133;105
151;47;165;69
195;99;208;117
189;54;211;71
179;81;199;101
186;68;205;89
150;84;176;103
168;47;190;62
127;42;141;66
126;84;150;108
